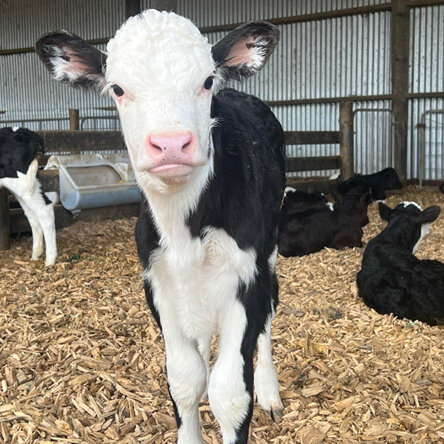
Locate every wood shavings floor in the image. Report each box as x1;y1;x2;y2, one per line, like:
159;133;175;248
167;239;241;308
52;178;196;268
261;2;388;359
0;186;443;443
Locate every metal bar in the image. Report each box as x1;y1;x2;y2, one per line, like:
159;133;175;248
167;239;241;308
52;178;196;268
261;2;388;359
417;109;444;187
265;92;444;108
407;0;444;7
199;4;392;34
0;189;10;250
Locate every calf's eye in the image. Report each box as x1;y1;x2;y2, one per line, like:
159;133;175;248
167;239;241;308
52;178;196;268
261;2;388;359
112;84;125;97
203;76;214;90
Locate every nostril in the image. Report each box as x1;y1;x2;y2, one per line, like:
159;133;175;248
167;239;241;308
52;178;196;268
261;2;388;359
151;143;163;152
182;141;191;152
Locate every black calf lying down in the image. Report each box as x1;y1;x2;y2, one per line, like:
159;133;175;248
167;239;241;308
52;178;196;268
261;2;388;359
337;167;402;201
0;127;57;265
281;187;328;217
357;202;443;326
278;191;371;257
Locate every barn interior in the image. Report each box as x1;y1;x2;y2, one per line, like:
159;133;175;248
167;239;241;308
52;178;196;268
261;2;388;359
1;1;444;443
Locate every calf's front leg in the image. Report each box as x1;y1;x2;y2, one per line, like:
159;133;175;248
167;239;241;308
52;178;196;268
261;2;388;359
208;298;256;444
144;273;207;444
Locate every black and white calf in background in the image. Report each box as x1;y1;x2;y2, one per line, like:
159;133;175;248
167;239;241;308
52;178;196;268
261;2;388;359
36;10;285;443
278;191;371;257
0;127;57;266
336;167;402;201
357;202;443;326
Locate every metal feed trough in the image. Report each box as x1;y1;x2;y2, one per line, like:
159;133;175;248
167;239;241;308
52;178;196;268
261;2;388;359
45;153;141;211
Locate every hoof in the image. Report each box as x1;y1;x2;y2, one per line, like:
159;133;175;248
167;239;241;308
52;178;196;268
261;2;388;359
270;405;284;423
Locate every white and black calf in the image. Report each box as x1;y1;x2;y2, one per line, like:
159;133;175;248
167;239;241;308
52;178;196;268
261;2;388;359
0;127;56;266
279;191;371;257
36;10;285;443
336;167;402;201
357;202;443;326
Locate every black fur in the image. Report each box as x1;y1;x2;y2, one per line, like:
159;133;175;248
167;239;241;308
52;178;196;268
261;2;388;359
357;202;444;326
439;183;444;194
0;127;44;179
336;167;402;201
280;189;328;219
278;192;371;257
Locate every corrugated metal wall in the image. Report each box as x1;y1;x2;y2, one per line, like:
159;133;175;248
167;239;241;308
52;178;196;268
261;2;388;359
0;0;124;131
1;1;443;180
173;0;393;177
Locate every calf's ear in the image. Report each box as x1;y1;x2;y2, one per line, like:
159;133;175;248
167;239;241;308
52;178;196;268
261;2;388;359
418;205;441;224
35;31;106;90
378;202;393;221
212;22;279;81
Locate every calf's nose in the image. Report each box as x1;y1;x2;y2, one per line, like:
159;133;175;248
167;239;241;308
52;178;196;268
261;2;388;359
145;131;195;163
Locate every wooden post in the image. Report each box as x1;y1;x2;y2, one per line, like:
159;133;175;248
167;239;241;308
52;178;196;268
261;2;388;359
0;188;10;250
125;0;140;18
69;108;79;131
391;0;409;184
339;101;354;180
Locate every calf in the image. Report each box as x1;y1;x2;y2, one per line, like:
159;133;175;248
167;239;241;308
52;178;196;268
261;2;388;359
36;11;285;443
0;127;56;265
281;187;328;215
357;202;443;325
336;167;402;201
439;183;444;194
279;191;371;257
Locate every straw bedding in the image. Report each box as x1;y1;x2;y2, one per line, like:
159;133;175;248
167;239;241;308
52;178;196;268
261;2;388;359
0;186;443;443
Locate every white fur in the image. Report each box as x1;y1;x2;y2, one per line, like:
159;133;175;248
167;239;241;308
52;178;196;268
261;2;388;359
12;127;19;132
326;202;334;211
268;245;278;271
144;223;257;442
284;186;296;196
402;201;422;210
0;166;57;266
329;171;341;180
254;312;283;416
105;11;216;194
412;223;430;254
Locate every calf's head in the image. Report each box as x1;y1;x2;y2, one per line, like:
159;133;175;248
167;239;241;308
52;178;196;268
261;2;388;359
35;10;279;193
379;201;441;253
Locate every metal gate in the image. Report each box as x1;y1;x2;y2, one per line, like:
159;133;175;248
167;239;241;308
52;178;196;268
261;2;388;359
417;109;444;186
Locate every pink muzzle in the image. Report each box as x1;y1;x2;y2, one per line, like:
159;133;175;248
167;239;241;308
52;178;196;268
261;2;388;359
145;131;197;173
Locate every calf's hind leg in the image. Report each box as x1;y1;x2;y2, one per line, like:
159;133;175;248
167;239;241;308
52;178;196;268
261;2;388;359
254;309;284;421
